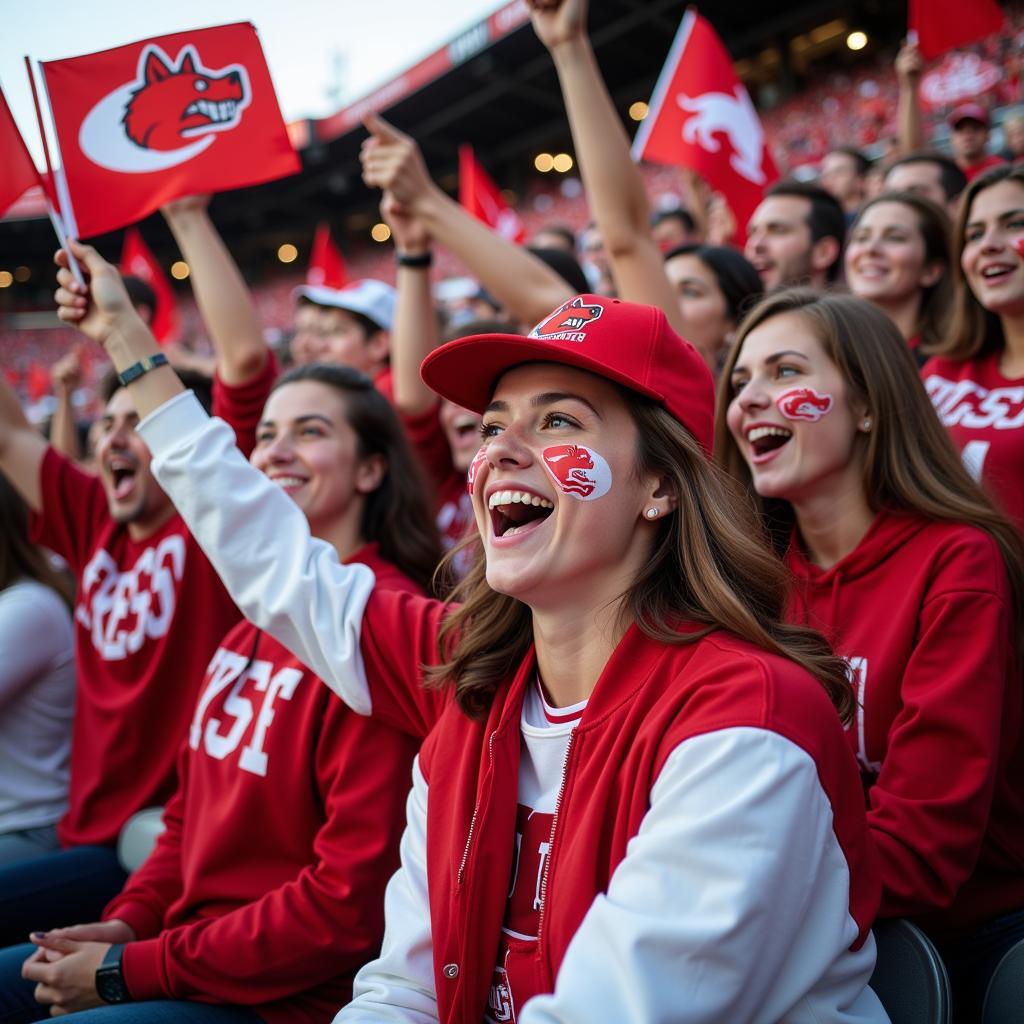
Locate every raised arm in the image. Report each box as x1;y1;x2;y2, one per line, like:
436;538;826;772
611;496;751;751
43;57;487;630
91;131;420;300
528;0;696;349
161;196;268;385
896;40;926;156
0;362;48;512
49;346;85;463
360;115;571;326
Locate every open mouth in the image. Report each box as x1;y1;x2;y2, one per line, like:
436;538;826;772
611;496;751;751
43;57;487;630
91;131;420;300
182;99;240;125
109;459;138;501
269;475;308;494
980;265;1015;284
747;425;792;459
488;489;554;539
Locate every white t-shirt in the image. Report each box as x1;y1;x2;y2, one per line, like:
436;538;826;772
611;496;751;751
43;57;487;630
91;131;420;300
0;579;75;833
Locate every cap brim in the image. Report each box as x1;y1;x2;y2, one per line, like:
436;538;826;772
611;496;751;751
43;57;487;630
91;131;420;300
292;285;390;330
420;331;662;413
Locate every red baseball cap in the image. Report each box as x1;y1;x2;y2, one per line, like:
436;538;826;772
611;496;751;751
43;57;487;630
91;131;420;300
948;103;990;129
421;295;715;454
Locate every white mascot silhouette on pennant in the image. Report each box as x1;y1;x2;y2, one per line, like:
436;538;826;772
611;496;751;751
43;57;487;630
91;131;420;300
676;85;767;186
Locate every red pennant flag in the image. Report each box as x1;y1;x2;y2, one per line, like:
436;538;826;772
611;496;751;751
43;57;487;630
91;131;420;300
909;0;1004;61
39;22;300;239
120;227;180;345
459;144;525;243
631;10;777;245
307;222;347;289
0;87;43;218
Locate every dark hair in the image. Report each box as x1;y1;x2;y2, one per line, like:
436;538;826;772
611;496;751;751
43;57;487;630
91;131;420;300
271;363;441;592
122;275;157;316
827;146;871;177
526;246;591;295
532;224;577;251
885;152;968;202
715;289;1024;648
848;192;953;352
938;163;1024;360
652;207;697;234
441;317;512;345
764;181;847;280
664;244;764;322
0;474;73;607
99;366;213;414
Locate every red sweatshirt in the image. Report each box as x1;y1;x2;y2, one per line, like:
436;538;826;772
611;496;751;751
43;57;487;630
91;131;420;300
103;545;420;1023
785;509;1024;934
29;448;239;847
922;351;1024;531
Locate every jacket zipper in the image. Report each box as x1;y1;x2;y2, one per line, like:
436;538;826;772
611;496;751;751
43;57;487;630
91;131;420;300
457;729;497;885
536;730;576;938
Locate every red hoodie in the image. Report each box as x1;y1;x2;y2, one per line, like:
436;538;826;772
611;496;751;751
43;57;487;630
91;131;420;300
785;508;1024;934
103;545;420;1022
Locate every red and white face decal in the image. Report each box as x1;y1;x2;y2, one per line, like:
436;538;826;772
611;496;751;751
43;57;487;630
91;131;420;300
466;445;489;495
776;387;834;422
541;444;612;500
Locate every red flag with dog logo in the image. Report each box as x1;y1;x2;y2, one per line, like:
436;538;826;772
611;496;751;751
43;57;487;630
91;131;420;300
120;227;180;345
0;86;43;218
631;10;777;244
459;144;525;243
39;23;299;238
307;222;347;289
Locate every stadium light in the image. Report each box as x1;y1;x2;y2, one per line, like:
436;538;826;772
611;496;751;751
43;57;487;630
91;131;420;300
846;31;868;51
535;152;554;172
0;271;11;288
171;261;190;280
371;223;392;243
277;243;298;263
553;153;574;173
14;266;30;283
629;101;649;122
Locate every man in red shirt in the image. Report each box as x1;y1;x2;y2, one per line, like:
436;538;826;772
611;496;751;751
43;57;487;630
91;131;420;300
947;104;1007;181
0;370;239;943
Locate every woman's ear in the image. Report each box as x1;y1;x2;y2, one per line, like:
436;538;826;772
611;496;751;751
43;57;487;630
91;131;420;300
355;454;387;495
920;261;945;289
641;472;678;521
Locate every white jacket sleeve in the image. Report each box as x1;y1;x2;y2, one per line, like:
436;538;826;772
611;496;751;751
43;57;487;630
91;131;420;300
338;757;438;1023
138;391;375;714
522;727;886;1024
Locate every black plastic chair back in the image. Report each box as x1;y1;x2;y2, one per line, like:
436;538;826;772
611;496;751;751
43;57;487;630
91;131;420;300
869;919;952;1024
983;937;1024;1024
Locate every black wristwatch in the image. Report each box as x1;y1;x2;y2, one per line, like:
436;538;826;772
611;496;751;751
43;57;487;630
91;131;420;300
95;943;131;1004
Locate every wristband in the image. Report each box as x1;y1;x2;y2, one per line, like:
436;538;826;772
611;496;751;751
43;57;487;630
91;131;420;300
95;943;131;1004
116;353;169;387
396;252;433;269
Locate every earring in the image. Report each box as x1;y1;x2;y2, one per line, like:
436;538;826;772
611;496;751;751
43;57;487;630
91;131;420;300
861;417;872;432
645;507;660;520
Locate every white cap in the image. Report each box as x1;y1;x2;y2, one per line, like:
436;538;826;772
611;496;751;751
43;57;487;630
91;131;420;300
292;279;396;331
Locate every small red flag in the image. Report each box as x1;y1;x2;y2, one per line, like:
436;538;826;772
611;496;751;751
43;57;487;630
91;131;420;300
631;10;777;244
120;227;180;345
307;222;347;289
0;86;43;218
909;0;1005;61
39;22;300;239
459;144;525;243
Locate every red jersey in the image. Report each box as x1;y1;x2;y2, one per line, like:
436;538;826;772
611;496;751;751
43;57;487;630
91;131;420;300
29;448;240;847
104;545;420;1022
786;509;1024;934
922;351;1024;530
962;154;1008;181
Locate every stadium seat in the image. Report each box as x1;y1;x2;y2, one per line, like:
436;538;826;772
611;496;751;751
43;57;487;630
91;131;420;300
869;919;952;1024
117;806;166;872
983;937;1024;1024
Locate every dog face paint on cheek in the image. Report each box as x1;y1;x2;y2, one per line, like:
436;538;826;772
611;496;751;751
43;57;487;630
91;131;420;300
776;387;834;423
466;445;489;495
541;444;612;500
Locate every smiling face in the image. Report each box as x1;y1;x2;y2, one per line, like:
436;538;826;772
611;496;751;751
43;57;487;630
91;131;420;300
846;201;942;306
251;380;383;542
961;178;1024;317
726;311;867;506
664;253;734;357
94;387;172;532
439;399;484;472
290;304;388;374
471;364;662;611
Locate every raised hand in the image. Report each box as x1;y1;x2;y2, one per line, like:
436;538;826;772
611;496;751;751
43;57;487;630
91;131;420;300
360;114;437;213
527;0;589;52
381;191;431;255
54;240;143;348
895;40;924;82
51;345;84;398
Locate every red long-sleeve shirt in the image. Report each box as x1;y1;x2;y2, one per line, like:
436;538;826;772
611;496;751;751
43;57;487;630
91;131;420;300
104;545;420;1022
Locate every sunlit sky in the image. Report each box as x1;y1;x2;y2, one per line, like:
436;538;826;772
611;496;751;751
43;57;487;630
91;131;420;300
1;0;505;167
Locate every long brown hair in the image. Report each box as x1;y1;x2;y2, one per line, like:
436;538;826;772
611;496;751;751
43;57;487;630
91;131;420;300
272;364;441;593
715;289;1024;646
935;163;1024;360
0;475;74;607
849;192;953;354
429;385;855;724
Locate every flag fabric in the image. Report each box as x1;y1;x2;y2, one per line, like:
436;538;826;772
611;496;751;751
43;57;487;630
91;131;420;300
120;227;180;345
909;0;1004;61
0;87;43;218
39;22;300;239
631;10;777;243
459;144;525;243
307;222;347;289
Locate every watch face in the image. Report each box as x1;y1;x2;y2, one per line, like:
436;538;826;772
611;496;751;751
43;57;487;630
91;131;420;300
96;950;130;1005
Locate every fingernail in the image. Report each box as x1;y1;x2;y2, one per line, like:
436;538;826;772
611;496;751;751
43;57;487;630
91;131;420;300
31;931;46;939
